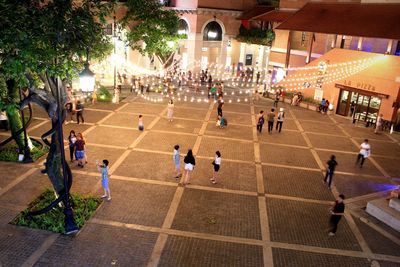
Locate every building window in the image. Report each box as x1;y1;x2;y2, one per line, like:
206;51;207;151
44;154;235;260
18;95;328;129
203;21;223;41
178;19;189;37
159;0;171;6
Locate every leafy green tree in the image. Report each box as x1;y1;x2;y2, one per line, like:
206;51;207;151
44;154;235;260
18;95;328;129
122;0;184;68
0;0;113;194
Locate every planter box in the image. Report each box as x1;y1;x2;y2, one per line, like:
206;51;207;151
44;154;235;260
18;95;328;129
299;102;308;109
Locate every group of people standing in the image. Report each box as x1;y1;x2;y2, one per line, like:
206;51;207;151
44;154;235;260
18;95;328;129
257;108;285;134
173;145;222;185
68;130;87;167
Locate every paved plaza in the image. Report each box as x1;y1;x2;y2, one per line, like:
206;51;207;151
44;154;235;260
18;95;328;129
0;89;400;267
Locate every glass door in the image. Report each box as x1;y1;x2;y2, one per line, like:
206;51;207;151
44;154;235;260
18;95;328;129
366;96;381;123
336;89;349;116
354;94;370;122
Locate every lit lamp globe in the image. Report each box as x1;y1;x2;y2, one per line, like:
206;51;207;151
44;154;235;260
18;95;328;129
79;63;95;93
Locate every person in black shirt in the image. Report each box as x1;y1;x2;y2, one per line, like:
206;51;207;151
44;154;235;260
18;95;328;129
76;101;84;124
217;96;224;117
324;155;338;189
183;149;196;186
328;194;345;236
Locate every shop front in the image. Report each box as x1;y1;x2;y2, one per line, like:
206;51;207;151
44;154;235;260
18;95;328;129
335;84;389;124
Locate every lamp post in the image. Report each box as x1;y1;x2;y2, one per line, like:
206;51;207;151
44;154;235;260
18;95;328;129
79;62;96;93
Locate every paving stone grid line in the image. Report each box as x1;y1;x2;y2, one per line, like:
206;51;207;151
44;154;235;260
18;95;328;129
0;88;399;267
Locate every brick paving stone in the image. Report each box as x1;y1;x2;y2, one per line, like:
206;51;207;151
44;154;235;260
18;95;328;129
254;105;293;119
353;138;400;158
300;120;342;134
267;198;361;250
332;115;354;125
316;150;382;176
0;224;54;266
259;130;307;147
334;174;394;198
68;145;124;174
62;122;92;138
218;112;252;125
136;131;197;153
119;102;166;115
172;188;261;239
290;108;332;122
27;121;51;138
26;118;48;129
204;122;253;140
213;103;251;114
32;106;50;119
341;124;393;141
0;134;10;142
35;223;158;267
113;150;177;182
0;170;51;207
372;156;400;178
78;109;111;124
69;173;101;196
307;133;358;152
159;235;264;267
263;166;334;201
260;144;319;169
190;158;257;192
272;248;370;267
173;107;208;121
152;118;203;134
85;125;140;148
0;162;32;189
101;112;139;128
89;102;125;111
197;136;254;162
389;133;400;142
353;215;400;256
94;180;175;226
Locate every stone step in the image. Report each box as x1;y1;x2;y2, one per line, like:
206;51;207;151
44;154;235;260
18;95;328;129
366;198;400;232
389;198;400;212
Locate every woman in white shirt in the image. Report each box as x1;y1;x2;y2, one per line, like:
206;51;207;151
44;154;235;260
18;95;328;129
167;99;174;122
210;151;221;184
356;139;371;168
374;114;383;134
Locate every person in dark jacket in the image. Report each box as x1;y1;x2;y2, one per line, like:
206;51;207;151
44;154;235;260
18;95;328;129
324;155;338;189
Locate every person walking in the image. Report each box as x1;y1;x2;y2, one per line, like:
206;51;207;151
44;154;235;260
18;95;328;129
173;145;181;179
324;155;338;189
96;159;111;201
328;194;345;236
356;139;371;168
183;149;196;186
138;115;144;131
76;100;85;124
75;133;86;168
167;99;174;122
276;108;285;133
217;96;224;117
267;108;275;134
256;110;265;133
68;130;77;162
274;92;280;108
210;151;221;184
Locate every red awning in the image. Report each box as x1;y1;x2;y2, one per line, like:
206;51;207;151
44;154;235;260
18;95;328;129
237;6;275;20
252;10;295;22
276;2;400;40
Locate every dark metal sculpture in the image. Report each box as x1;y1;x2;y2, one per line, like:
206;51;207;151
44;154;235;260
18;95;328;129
20;73;78;235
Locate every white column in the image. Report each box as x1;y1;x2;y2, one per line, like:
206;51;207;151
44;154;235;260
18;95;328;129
386;40;394;54
357;37;363;51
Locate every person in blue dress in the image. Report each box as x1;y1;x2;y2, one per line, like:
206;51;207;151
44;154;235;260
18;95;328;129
96;159;111;201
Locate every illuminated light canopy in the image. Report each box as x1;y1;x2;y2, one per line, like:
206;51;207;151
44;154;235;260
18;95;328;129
79;63;95;92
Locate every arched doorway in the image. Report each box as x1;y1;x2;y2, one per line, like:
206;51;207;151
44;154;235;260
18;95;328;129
203;21;223;41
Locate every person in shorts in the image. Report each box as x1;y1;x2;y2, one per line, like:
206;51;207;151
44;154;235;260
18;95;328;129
75;133;86;168
183;149;196;186
173;145;181;179
210;151;221;184
96;159;111;201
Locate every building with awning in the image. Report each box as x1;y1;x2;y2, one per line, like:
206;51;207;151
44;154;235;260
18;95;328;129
278;48;400;123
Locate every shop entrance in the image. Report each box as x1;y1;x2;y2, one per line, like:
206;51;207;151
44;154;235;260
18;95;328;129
336;88;382;123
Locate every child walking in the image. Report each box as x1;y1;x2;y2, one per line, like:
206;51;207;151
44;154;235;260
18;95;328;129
210;151;221;184
96;159;111;201
138;114;144;131
173;145;181;179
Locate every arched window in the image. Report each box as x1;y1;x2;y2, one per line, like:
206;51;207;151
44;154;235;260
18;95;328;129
203;21;223;41
178;19;189;37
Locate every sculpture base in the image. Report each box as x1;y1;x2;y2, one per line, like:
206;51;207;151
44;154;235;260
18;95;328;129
366;198;400;232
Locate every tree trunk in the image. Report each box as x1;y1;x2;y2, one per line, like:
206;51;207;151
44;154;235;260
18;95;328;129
5;79;31;153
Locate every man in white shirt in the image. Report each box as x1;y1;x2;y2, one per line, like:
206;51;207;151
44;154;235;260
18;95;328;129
356;139;371;168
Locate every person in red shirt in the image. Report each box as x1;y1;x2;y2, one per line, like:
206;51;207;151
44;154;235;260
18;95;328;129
75;133;86;168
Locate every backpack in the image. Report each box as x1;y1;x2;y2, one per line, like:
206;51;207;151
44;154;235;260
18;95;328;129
258;116;264;125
